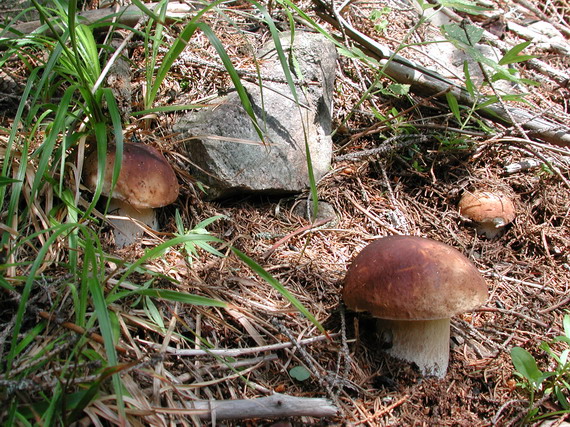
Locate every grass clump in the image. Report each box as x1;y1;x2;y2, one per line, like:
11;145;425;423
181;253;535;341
0;0;326;423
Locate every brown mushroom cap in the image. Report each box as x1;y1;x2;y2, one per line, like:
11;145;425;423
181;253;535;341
458;191;515;227
83;142;179;210
342;235;488;321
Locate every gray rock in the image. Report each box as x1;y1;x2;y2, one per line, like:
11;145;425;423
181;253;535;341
1;0;46;22
292;199;338;225
174;31;337;199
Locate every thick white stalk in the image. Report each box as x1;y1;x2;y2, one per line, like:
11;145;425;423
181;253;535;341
377;318;450;378
106;199;158;248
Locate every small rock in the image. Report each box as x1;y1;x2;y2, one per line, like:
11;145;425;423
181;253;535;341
292;199;338;224
174;31;337;199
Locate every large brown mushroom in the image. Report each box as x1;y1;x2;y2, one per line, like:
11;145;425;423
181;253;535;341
343;235;488;378
458;190;516;239
83;142;179;247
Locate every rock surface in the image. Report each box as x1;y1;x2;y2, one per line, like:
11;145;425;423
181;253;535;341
174;31;337;199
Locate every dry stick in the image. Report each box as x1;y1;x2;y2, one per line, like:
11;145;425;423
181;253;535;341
487;271;560;294
271;319;346;418
262;217;334;260
313;0;570;148
37;310;130;355
502;394;554;426
432;2;570;89
338;87;451;149
490;399;527;426
508;140;570;189
476;307;550;329
335;134;430;162
137;333;338;357
539;295;570;314
186;393;338;421
511;0;570;38
338;305;351;390
343;190;400;235
2;336;80;378
354;394;409;426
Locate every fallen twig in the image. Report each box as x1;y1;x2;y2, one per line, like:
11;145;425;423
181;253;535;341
334;134;430;162
183;393;338;420
476;307;549;329
354;394;409;426
38;310;130;355
137;332;338;357
262;216;334;260
313;0;570;148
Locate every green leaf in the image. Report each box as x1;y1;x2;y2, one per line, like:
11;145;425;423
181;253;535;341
133;289;227;307
442;23;484;46
463;61;475;97
436;0;490;13
117;235;223;283
554;336;570;346
511;347;543;384
499;41;537;65
476;93;529;109
289;365;311;381
387;83;410;96
144;296;165;329
0;176;21;187
445;92;461;123
555;386;570;410
0;276;16;292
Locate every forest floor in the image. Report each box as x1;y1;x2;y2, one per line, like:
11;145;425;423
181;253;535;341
1;0;570;425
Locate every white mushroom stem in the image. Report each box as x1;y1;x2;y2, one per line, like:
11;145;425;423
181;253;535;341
377;318;450;378
106;199;158;248
476;219;507;239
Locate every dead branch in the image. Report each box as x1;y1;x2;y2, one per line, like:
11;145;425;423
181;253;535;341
313;0;570;148
189;393;338;421
0;2;195;42
137;332;337;357
262;216;334;259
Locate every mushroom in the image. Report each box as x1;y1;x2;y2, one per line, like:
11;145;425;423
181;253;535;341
458;190;515;239
342;235;488;378
83;142;179;247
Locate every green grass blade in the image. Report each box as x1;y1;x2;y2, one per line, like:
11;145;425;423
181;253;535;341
0;66;39;214
446;92;461;123
256;1;321;215
148;21;198;106
197;22;264;141
85;231;126;418
142;0;169;109
232;248;326;336
30;84;75;200
133;103;208;115
145;0;224;107
252;2;298;103
128;289;227;306
6;223;79;371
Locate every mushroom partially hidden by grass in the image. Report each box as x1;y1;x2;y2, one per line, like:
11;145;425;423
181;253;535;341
83;142;179;247
343;235;488;378
458;190;516;239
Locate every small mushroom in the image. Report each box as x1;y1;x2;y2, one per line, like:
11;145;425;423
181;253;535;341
458;190;515;239
83;142;179;247
343;235;488;378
